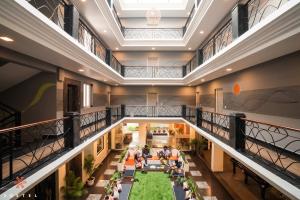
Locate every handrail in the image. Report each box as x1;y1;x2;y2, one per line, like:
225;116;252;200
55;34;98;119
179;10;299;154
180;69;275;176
0;117;68;133
241;118;300;132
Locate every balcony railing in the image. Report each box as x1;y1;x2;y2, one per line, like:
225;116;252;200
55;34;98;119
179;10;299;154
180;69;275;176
184;108;300;186
108;1;196;39
124;66;184;78
198;0;289;65
0;106;123;190
123;28;184;40
0;105;299;191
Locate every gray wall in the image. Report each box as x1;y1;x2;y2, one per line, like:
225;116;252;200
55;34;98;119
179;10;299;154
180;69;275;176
0;72;57;124
196;51;300;128
111;86;195;106
57;69;111;118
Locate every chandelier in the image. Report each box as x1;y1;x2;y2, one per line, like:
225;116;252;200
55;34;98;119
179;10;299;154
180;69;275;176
146;8;161;26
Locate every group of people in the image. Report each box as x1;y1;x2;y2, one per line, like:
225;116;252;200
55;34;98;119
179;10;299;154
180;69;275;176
105;180;122;200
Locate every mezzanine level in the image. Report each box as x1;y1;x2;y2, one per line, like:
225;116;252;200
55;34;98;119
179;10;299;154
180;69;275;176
0;105;299;199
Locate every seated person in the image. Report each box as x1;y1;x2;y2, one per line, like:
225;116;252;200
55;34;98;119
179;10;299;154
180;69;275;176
142;145;151;166
170;148;180;160
116;180;122;192
163;146;171;159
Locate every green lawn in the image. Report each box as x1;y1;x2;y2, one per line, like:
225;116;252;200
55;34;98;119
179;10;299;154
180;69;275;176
129;172;174;200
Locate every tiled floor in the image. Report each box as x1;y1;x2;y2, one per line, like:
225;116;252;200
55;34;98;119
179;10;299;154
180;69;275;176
82;151;233;200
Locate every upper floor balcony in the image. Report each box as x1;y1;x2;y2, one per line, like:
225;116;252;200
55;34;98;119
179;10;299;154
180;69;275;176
0;104;299;199
0;0;299;84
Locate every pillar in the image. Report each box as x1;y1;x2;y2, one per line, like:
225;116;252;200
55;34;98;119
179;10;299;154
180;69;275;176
139;123;147;147
56;164;66;200
211;143;224;172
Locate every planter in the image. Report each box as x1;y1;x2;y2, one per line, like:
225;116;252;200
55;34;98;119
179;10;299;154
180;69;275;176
87;177;95;186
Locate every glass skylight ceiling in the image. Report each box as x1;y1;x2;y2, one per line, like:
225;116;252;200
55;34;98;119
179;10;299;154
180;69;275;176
119;0;189;10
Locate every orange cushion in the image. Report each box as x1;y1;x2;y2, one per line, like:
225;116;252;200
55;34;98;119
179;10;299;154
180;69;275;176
125;158;135;166
169;156;178;161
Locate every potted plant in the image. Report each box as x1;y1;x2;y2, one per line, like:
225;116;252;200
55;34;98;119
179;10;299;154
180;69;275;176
61;171;87;200
84;154;95;186
117;148;128;172
187;178;203;200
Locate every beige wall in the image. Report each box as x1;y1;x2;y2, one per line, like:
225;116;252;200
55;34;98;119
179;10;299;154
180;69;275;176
57;69;111;118
82;133;110;183
111;86;196;106
196;51;300;128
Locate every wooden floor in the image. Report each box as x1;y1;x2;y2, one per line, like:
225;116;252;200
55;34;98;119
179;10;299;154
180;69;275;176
201;149;291;200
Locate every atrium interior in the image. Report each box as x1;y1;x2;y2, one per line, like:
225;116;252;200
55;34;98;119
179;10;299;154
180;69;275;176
0;0;299;200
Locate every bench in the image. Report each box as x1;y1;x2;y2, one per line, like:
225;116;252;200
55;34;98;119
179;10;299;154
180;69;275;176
231;158;270;199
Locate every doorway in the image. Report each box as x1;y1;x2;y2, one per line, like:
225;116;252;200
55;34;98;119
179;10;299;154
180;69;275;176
147;93;158;116
215;88;223;113
64;78;81;113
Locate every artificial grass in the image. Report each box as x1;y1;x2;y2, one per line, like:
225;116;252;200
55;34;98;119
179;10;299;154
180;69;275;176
129;172;174;200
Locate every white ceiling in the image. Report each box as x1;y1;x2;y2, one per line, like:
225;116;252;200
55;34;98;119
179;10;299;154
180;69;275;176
70;0;237;51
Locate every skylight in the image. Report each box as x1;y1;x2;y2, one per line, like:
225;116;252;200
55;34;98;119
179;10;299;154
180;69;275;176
119;0;189;10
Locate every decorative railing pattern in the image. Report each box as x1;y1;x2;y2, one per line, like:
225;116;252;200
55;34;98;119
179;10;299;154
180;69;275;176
124;66;183;78
125;105;182;117
28;0;65;29
80;111;106;141
185;106;196;124
78;21;107;61
0;118;68;187
241;119;300;182
202;20;233;62
123;28;183;40
183;4;196;35
111;56;122;74
111;106;122;123
184;55;197;74
247;0;289;29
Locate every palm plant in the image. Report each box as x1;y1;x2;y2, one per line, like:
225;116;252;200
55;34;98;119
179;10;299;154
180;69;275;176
61;171;86;199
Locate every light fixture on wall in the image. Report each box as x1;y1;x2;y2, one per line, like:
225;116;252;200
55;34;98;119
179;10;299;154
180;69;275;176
146;8;161;26
226;68;232;72
0;36;14;42
199;30;204;34
78;69;84;72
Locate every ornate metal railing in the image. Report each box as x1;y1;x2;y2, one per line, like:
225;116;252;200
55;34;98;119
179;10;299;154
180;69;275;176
125;105;182;117
183;4;196;35
78;21;107;62
247;0;289;29
184;55;197;75
0;118;69;187
185;106;196;124
124;66;183;78
80;110;106;141
202;20;233;62
241;119;300;182
123;28;184;40
111;106;122;123
27;0;65;29
111;56;122;74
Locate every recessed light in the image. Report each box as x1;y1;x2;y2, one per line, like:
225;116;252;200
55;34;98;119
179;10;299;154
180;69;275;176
226;68;232;72
199;30;204;34
78;69;84;72
0;36;14;42
117;12;120;16
103;30;107;33
103;79;107;82
115;47;119;50
201;78;205;82
187;12;190;15
152;47;155;50
188;47;192;50
81;0;86;2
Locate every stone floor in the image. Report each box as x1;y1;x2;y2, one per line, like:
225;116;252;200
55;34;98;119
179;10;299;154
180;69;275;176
82;150;233;200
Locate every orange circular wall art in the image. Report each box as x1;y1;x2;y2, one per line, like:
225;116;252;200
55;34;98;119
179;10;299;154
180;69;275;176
233;83;241;96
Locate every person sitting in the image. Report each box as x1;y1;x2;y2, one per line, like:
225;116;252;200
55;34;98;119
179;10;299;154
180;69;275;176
142;145;151;166
116;180;122;192
163;146;171;159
